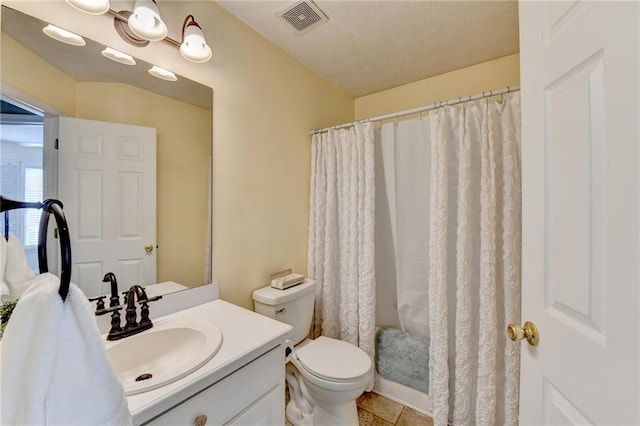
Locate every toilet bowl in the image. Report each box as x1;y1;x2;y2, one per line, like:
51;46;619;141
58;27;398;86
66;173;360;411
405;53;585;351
285;336;371;425
252;281;371;425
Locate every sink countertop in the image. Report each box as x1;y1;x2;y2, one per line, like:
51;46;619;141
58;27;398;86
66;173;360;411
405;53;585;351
127;299;293;425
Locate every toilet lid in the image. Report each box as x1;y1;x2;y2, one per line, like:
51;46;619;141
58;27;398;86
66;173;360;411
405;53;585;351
295;336;371;382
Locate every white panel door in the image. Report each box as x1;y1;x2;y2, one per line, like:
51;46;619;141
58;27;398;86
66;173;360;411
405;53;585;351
57;117;156;297
519;1;639;424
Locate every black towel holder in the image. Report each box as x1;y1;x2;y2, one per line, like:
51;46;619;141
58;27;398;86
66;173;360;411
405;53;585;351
0;195;72;301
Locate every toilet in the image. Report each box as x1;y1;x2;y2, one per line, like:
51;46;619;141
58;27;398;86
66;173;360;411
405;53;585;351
253;280;371;426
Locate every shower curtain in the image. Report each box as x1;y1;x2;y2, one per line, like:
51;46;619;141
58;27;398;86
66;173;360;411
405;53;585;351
430;93;521;426
376;92;521;425
307;121;376;390
376;118;432;337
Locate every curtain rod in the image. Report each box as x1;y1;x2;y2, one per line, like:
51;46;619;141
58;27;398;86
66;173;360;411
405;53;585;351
310;85;520;135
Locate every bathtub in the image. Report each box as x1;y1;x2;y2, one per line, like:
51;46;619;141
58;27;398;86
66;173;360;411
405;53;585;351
374;373;432;416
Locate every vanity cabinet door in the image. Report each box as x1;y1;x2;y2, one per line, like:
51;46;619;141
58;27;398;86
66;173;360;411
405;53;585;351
226;384;284;425
144;347;284;425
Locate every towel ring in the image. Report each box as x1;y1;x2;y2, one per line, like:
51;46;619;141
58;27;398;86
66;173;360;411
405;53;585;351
0;196;72;301
39;200;72;301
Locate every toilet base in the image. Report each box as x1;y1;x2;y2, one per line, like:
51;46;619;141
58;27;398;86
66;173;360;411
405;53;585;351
286;400;313;426
286;399;359;426
311;400;359;425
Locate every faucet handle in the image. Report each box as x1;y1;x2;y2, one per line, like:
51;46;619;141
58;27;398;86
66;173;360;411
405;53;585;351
95;305;123;316
88;295;107;312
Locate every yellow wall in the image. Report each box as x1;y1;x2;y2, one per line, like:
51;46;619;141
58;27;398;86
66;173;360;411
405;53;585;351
1;35;76;115
1;35;212;288
4;1;354;309
355;53;520;119
202;4;353;308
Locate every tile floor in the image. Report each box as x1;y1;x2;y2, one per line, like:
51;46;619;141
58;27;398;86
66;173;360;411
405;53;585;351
356;392;433;426
285;390;434;426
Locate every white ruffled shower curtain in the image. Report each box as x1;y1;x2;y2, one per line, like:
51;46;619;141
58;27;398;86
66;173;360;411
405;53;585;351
309;93;521;423
307;121;376;391
428;93;521;426
376;92;521;425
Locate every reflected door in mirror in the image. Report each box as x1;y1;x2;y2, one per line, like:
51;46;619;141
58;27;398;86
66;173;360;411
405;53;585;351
57;117;156;297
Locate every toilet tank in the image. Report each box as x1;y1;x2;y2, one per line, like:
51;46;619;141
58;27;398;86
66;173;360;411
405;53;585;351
252;280;316;345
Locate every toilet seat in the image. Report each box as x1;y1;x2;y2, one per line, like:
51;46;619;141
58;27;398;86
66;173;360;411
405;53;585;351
294;336;371;383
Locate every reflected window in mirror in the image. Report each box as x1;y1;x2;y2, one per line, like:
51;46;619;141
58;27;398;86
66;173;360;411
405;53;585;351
1;99;44;274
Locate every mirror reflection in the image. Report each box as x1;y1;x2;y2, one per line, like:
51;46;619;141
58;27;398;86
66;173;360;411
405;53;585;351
1;5;213;300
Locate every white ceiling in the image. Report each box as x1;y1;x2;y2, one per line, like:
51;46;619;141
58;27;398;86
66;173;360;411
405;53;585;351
216;0;520;97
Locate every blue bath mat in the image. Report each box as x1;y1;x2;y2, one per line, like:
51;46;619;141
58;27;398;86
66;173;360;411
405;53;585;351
375;327;429;393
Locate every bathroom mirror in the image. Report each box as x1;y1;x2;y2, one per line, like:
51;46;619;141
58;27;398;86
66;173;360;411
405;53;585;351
1;5;213;299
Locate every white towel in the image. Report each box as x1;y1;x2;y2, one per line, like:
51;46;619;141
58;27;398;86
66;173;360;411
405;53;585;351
0;236;9;301
1;273;132;426
4;232;36;298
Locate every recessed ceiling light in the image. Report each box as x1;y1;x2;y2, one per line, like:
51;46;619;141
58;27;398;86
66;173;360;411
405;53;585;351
148;65;177;81
42;24;86;46
101;47;136;65
65;0;110;15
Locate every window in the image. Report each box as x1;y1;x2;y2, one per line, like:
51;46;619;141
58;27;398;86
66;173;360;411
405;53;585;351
23;166;43;247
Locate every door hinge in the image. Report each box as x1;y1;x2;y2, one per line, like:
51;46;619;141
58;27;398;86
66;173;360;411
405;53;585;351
55;138;59;150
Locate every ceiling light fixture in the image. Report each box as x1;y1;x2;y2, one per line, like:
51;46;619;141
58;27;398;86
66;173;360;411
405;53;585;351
64;0;110;15
128;0;167;42
113;10;149;47
63;1;212;63
42;24;86;46
148;65;177;81
101;47;136;65
180;15;212;63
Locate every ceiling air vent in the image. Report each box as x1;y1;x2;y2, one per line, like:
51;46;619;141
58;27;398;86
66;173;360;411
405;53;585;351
277;1;328;35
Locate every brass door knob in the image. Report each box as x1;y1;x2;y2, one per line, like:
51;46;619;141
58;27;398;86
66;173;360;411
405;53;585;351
507;321;539;346
144;244;154;253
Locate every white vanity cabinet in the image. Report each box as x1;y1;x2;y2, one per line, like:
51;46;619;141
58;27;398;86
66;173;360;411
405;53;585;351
144;347;285;425
128;300;293;426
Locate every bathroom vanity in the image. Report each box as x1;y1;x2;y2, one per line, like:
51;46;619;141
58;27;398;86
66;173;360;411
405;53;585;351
124;298;293;425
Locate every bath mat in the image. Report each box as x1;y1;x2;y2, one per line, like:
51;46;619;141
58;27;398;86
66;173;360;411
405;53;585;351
375;327;429;393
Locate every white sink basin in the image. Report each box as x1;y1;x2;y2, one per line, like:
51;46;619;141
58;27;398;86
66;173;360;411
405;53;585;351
106;319;223;395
